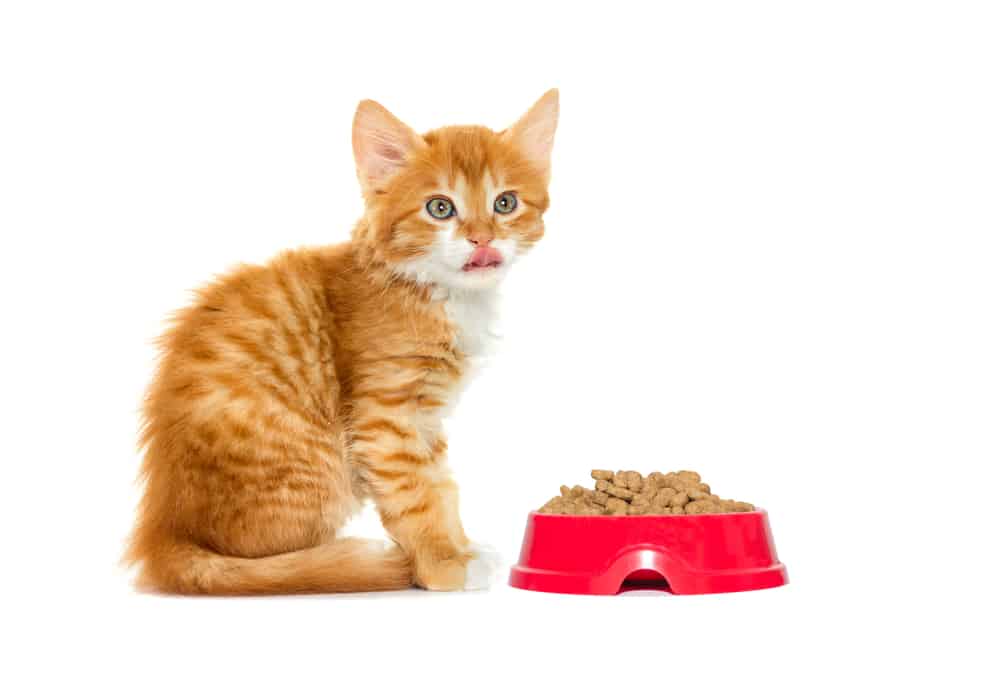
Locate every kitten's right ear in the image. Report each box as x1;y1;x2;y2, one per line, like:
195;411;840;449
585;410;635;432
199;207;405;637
352;100;425;193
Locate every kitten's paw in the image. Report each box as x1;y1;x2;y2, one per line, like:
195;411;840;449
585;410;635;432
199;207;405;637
463;542;504;591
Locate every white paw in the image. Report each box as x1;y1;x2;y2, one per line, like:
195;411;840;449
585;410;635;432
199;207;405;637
463;543;504;591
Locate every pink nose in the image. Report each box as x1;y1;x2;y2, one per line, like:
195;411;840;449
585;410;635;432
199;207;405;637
467;233;494;246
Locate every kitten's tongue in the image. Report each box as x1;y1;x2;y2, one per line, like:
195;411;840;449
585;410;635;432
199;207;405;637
464;246;503;270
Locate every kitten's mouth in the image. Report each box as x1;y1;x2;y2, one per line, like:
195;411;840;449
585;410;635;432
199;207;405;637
462;246;504;272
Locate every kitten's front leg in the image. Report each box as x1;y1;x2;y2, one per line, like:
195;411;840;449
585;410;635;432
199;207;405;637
352;425;498;591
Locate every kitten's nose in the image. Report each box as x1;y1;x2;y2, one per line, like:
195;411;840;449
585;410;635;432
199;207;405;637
467;231;494;246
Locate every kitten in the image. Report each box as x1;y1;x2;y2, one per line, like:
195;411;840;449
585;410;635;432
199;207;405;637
125;90;558;594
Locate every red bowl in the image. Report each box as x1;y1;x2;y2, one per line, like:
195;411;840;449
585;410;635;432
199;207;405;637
508;510;788;595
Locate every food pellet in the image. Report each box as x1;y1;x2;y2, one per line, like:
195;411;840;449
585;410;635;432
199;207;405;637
537;470;755;516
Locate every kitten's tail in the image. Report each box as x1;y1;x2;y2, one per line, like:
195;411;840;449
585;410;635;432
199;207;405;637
129;537;413;595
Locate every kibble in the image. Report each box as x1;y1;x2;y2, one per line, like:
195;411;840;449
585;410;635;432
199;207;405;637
537;469;755;516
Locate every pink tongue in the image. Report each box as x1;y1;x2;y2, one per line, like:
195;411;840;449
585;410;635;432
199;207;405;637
468;246;503;267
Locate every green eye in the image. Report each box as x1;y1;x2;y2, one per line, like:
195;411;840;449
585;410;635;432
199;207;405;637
426;197;455;220
494;192;518;214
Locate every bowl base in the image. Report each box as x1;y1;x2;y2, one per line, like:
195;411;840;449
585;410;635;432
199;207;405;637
510;559;787;596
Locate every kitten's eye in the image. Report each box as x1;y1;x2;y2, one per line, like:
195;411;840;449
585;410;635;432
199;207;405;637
494;192;518;214
426;197;455;220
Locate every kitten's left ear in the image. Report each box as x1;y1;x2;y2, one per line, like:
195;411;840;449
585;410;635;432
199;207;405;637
352;99;426;193
503;88;560;181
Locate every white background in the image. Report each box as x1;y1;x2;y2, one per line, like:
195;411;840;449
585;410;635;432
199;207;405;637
2;1;998;672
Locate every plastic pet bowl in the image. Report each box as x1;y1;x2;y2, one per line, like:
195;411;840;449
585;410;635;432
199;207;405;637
509;510;788;595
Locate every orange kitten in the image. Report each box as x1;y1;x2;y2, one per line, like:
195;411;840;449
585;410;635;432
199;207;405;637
125;90;559;594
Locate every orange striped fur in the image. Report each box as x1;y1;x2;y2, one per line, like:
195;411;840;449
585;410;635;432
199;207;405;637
125;90;558;593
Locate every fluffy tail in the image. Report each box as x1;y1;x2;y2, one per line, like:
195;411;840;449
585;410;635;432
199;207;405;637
129;537;413;595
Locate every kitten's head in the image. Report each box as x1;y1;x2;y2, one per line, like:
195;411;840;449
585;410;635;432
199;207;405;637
351;90;558;291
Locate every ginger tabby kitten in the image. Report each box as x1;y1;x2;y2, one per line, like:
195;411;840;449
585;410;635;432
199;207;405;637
126;90;558;594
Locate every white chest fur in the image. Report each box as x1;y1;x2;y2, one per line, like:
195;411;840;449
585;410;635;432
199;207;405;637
443;288;501;359
436;288;501;417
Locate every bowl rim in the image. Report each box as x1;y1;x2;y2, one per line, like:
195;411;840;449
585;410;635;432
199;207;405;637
527;508;767;519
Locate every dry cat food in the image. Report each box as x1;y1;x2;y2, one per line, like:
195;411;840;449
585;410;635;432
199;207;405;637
537;470;755;516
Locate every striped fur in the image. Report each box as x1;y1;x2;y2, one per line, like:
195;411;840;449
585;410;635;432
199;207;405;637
125;90;558;593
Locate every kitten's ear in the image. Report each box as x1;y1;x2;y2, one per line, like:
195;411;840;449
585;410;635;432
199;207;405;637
503;88;559;181
352;99;426;192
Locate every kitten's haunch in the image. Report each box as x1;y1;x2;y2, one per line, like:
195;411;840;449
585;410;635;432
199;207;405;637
125;90;558;594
